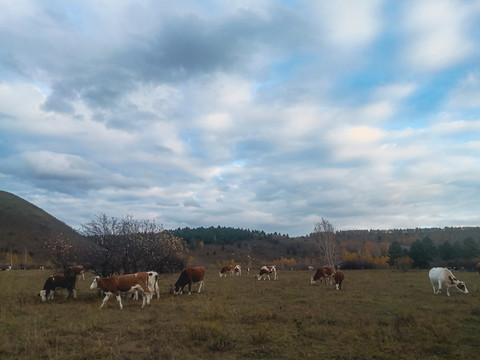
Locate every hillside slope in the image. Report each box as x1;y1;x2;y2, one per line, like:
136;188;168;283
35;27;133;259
0;190;89;265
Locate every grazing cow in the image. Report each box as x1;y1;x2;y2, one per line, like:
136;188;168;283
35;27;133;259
234;265;242;276
171;267;205;295
334;270;344;290
257;265;277;280
311;266;336;285
219;264;234;277
429;267;468;296
89;272;152;309
38;273;77;302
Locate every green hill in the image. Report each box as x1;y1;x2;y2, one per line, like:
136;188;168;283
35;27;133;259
0;190;90;267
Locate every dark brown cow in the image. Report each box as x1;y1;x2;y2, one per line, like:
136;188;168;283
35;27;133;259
171;267;205;295
334;270;344;290
65;265;85;280
89;272;152;309
38;273;77;301
311;266;336;285
219;264;234;277
257;265;277;280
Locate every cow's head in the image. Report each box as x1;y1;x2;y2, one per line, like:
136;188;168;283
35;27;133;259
449;276;469;294
455;281;468;294
89;276;100;290
170;283;182;295
38;290;47;302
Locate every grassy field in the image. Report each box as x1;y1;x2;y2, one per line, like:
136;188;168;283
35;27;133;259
1;268;479;360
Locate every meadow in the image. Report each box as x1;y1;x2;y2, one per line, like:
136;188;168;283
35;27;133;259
1;268;479;360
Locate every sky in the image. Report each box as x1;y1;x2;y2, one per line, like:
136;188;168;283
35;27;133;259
1;0;480;236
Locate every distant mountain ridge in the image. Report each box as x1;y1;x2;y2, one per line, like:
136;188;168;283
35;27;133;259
0;190;89;266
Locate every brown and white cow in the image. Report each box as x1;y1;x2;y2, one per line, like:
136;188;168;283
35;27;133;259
234;265;242;276
334;270;344;290
171;267;205;295
429;267;468;296
89;272;152;309
310;266;336;286
257;265;277;280
219;264;234;277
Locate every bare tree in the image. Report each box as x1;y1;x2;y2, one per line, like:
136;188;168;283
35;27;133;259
312;218;341;266
80;213;187;275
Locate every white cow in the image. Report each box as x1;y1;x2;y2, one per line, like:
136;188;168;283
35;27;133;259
429;267;468;296
234;265;241;276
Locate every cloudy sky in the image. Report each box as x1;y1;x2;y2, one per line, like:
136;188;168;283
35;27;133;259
1;0;480;236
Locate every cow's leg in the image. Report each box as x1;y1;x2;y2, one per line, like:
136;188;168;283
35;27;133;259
48;290;55;300
116;295;124;309
100;293;112;308
197;280;204;293
436;280;443;294
188;282;192;295
446;288;451;296
310;277;316;284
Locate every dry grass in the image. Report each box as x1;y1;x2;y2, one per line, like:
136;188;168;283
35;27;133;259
1;269;479;359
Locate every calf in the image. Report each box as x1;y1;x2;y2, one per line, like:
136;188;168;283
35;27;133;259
429;267;468;296
334;270;344;290
38;273;77;301
257;265;277;280
311;266;336;286
171;267;205;295
219;264;234;277
89;272;152;309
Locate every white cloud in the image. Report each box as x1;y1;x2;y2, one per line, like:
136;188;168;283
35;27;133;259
314;0;383;49
402;0;476;71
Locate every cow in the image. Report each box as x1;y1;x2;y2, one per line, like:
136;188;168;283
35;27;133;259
257;265;277;280
234;265;242;276
38;273;77;302
148;271;160;298
219;264;235;277
131;271;160;300
170;267;205;295
334;270;344;290
89;272;152;309
476;262;480;274
65;265;85;280
310;266;336;285
429;267;468;296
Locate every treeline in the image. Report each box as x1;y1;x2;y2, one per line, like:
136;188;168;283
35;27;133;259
169;226;275;246
386;236;480;270
336;227;480;246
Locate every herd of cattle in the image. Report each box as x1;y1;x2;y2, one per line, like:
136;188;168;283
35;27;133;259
36;264;473;309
